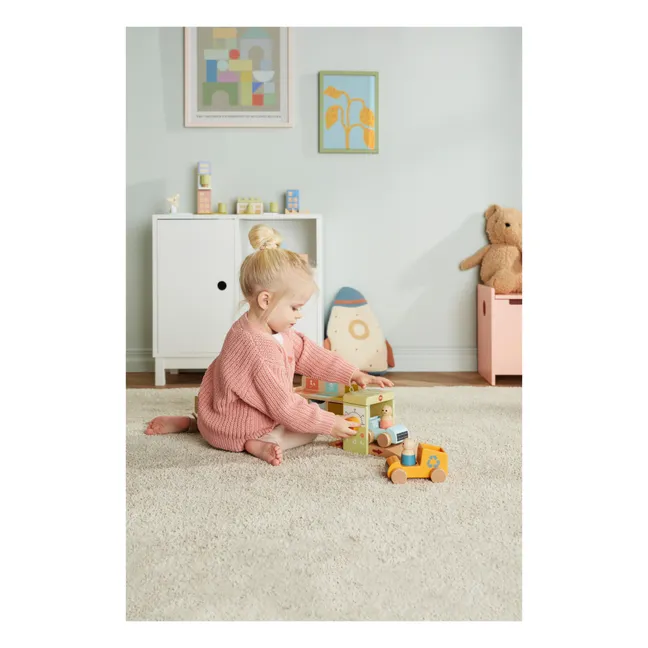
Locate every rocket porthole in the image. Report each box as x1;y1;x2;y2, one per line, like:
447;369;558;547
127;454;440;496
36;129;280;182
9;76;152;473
349;319;370;340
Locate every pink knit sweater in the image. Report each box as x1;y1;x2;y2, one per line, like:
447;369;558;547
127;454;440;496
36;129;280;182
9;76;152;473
196;314;357;451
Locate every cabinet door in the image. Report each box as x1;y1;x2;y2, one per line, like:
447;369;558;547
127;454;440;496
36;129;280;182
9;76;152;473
493;299;522;375
156;219;236;356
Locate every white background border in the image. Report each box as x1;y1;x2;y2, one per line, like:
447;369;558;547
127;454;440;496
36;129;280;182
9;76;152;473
3;3;647;645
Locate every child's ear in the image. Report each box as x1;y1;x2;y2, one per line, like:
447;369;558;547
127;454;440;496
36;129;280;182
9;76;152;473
484;204;501;219
256;291;271;311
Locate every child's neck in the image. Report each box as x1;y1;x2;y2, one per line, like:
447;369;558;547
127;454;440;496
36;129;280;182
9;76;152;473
246;309;278;335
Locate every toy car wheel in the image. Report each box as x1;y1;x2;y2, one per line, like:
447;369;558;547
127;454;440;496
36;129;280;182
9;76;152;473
367;431;374;444
391;469;407;485
430;468;446;483
377;433;391;448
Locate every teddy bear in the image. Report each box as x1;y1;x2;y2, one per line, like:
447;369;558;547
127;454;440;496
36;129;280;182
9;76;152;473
460;204;522;294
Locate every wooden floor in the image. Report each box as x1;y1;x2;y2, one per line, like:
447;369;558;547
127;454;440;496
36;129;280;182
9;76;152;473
126;371;521;389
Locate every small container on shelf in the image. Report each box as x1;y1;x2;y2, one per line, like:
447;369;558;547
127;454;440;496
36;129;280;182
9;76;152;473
166;194;180;214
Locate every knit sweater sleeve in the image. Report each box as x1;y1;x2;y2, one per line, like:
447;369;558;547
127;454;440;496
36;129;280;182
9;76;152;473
291;330;357;385
243;357;339;436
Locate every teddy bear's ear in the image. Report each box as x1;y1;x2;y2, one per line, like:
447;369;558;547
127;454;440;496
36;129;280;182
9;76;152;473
484;204;501;219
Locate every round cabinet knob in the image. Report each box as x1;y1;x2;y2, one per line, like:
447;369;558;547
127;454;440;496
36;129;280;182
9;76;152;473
217;281;227;291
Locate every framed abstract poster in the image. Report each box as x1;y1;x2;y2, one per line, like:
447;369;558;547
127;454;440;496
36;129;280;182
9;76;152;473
319;71;379;154
184;27;292;127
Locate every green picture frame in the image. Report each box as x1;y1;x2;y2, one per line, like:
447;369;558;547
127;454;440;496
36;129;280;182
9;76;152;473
318;71;379;154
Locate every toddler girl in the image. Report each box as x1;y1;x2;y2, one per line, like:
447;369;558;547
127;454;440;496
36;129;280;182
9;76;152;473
145;224;393;466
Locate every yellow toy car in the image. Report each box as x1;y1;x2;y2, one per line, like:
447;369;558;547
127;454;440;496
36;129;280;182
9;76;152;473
386;443;448;484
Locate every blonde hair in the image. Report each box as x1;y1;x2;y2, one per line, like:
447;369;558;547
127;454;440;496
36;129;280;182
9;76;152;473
240;224;316;316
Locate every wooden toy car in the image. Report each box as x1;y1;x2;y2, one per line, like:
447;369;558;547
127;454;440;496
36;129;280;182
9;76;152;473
366;415;409;447
386;443;448;484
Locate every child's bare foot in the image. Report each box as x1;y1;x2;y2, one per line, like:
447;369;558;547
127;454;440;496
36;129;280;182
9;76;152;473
244;439;283;466
145;416;193;435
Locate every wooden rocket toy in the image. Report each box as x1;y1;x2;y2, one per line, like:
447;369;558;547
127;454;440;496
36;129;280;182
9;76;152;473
324;287;395;375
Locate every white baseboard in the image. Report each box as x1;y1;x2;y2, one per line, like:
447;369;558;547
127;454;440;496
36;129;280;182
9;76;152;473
127;349;155;372
391;347;477;372
126;347;477;373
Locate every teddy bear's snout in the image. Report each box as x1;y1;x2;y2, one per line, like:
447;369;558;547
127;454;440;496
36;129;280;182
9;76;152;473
506;223;511;227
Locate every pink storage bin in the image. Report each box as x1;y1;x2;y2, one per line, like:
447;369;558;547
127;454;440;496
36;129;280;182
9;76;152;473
477;284;522;385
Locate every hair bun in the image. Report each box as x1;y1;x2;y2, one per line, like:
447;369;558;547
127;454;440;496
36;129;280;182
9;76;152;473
248;224;282;251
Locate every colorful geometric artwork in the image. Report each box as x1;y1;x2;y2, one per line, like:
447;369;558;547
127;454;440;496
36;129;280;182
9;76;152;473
319;71;379;154
184;27;292;127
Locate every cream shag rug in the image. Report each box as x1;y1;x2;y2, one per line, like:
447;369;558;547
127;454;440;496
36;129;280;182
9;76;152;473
126;386;521;621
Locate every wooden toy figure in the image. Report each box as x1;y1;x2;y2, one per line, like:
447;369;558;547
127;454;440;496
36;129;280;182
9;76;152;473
401;438;417;466
379;405;394;429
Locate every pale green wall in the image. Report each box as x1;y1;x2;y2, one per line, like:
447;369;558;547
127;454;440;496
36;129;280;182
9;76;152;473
126;27;521;371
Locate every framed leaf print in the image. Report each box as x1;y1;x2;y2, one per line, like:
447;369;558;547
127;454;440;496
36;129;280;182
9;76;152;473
319;71;378;154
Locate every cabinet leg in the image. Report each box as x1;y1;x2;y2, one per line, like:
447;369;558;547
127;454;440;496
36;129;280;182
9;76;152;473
155;360;166;387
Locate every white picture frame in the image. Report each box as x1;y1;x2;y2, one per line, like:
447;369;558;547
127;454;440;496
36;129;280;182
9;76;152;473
184;27;293;128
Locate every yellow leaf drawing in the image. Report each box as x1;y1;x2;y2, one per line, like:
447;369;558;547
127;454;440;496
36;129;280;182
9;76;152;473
324;86;344;99
360;107;375;127
325;105;340;129
363;128;375;150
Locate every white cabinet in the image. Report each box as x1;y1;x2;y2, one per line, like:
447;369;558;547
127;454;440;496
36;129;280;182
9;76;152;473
152;213;323;386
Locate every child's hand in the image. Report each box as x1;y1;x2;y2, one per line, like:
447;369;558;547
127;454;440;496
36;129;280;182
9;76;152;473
351;370;394;389
331;416;360;438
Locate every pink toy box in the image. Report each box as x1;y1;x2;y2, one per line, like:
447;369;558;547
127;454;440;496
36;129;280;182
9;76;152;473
477;284;522;385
